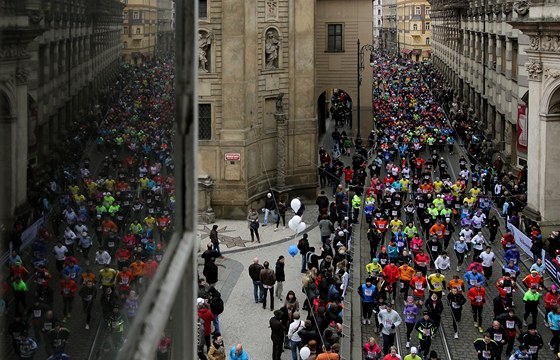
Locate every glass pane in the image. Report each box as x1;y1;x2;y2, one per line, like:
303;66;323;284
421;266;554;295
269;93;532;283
199;104;212;140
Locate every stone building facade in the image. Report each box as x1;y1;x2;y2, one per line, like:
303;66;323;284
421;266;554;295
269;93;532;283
121;0;157;64
430;0;560;228
315;0;375;138
156;0;174;56
0;0;124;230
374;0;383;48
397;0;432;61
381;0;398;55
197;0;317;219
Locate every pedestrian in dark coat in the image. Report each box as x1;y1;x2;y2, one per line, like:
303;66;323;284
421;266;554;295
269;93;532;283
275;256;285;300
203;257;219;286
270;310;285;360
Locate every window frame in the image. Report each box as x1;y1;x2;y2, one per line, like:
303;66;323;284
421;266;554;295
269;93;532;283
199;0;208;19
198;103;212;140
133;11;140;20
326;23;344;52
414;6;421;15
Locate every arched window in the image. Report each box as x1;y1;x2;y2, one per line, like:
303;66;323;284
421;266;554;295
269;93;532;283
426;37;430;45
413;24;418;31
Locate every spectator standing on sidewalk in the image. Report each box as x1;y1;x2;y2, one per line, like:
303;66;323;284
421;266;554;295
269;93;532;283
297;234;311;274
247;209;261;243
275;256;285;300
248;257;264;303
260;261;276;311
209;225;222;257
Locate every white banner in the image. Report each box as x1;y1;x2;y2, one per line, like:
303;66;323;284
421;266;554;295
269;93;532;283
506;222;533;259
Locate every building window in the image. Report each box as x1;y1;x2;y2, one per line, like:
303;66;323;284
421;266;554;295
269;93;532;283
199;0;208;19
124;11;128;18
327;24;343;52
136;27;141;35
124;41;128;49
425;7;431;15
133;11;139;19
378;19;381;26
413;24;418;31
425;22;430;30
198;104;212;140
415;6;421;15
426;37;430;45
378;9;381;15
124;26;128;34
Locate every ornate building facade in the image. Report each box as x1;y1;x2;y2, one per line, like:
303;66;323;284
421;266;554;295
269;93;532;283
121;0;157;64
156;0;174;56
374;0;383;48
381;0;398;54
397;0;432;61
0;0;124;231
197;0;317;218
430;0;560;228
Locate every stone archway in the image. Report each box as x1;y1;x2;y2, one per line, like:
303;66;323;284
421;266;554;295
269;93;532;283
317;88;352;137
0;89;12;119
548;85;560;114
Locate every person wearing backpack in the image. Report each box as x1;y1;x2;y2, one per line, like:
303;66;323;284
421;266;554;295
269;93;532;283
208;287;224;335
298;234;310;273
288;312;305;360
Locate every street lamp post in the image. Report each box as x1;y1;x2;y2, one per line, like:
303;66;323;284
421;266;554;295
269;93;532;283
356;39;375;143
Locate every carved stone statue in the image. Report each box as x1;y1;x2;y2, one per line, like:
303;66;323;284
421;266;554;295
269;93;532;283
198;31;213;72
514;0;529;16
276;93;284;114
265;29;280;69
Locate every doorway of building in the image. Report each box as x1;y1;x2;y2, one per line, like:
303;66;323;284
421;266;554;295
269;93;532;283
317;88;352;136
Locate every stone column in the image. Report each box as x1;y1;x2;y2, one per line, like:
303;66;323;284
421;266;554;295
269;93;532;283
524;58;543;221
486;104;495;138
275;111;287;190
200;176;215;224
15;66;30;207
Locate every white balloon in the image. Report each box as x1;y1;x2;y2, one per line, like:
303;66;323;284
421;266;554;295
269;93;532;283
291;215;302;226
296;222;307;233
288;219;297;231
290;198;301;213
299;347;311;360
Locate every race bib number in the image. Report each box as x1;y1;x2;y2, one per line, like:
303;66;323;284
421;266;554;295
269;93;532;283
364;289;373;296
108;241;115;248
433;282;441;289
384;319;393;327
103;276;112;283
493;333;502;342
470;279;477;285
380;259;387;265
392;211;397;216
63;288;70;295
451;301;460;309
397;241;405;248
33;310;42;318
506;320;514;329
504;286;511;294
528;346;538;354
415;282;423;290
475;296;482;302
419;203;425;208
84;295;93;301
121;278;129;284
431;246;438;252
395;201;401;206
418;262;426;267
482;350;491;359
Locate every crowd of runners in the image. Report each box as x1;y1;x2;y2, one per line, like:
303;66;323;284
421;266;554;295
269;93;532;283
3;58;177;359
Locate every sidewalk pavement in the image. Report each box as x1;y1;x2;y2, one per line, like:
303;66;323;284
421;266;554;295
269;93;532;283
196;204;324;360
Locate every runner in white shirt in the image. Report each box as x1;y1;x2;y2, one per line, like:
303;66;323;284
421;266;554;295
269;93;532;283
471;232;486;259
479;246;495;280
434;252;451;270
52;241;69;272
459;227;474;255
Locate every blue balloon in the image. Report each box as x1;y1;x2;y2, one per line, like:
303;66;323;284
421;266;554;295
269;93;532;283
288;244;298;257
